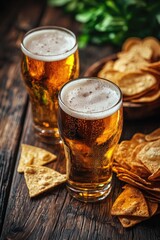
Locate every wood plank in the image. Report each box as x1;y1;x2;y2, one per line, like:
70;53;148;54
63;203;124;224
1;2;160;240
0;0;46;234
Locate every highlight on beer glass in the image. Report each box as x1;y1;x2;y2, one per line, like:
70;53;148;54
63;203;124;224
21;26;79;143
58;77;123;202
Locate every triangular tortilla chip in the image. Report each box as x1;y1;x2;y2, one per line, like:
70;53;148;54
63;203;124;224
17;144;57;173
118;199;158;228
111;185;149;217
118;215;145;228
24;165;67;197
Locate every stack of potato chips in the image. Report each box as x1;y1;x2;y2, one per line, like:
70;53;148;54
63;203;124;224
98;37;160;105
111;128;160;227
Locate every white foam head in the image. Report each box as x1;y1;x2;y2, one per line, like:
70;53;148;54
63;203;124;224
59;77;122;120
21;26;78;61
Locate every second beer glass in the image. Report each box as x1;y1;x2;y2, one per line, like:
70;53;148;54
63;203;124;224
58;77;123;202
21;26;79;143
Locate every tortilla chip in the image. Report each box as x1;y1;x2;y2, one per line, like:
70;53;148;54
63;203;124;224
118;199;158;228
113;166;151;186
112;128;160;227
118;215;145;228
17;144;57;173
111;185;149;217
118;175;160;193
147;200;159;216
24;165;67;197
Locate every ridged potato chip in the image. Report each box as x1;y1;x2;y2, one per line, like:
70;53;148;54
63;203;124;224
97;36;160;107
112;127;160;228
118;72;157;97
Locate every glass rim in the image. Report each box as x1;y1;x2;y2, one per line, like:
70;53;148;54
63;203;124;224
58;77;123;120
21;26;78;61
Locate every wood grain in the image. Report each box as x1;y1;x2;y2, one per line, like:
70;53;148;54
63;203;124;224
0;0;45;234
0;0;160;239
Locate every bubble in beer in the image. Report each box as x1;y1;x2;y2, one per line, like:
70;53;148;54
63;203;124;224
60;78;122;120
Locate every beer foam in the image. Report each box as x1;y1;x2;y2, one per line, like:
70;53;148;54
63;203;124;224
59;78;122;120
21;27;77;61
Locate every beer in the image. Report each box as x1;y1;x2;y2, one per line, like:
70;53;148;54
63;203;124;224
58;77;123;202
21;26;79;142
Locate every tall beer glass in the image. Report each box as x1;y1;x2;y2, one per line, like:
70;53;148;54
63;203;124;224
58;77;123;202
21;26;79;143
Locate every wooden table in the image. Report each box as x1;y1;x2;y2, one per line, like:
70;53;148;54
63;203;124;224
0;0;160;239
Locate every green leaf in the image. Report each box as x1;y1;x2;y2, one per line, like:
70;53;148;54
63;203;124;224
95;16;113;31
48;0;71;7
78;34;89;48
48;0;160;47
156;13;160;24
76;11;95;23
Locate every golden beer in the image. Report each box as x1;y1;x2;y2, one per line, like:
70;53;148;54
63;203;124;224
58;77;123;202
21;26;79;142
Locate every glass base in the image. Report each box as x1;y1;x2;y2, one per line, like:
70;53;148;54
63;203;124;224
33;124;61;144
67;182;112;203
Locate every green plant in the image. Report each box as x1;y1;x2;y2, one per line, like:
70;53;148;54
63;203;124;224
48;0;160;48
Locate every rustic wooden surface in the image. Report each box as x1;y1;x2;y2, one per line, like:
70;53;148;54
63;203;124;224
0;0;160;239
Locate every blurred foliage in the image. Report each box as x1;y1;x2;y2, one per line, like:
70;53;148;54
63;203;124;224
48;0;160;48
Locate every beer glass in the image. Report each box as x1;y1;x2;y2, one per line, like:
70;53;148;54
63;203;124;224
58;77;123;202
21;26;79;143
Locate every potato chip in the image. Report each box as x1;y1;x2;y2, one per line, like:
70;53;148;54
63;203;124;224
143;37;160;60
100;60;114;71
131;133;146;143
112;129;160;227
145;128;160;141
98;69;120;85
148;168;160;181
122;37;141;52
118;72;157;97
111;185;149;217
148;61;160;69
131;89;160;103
118;175;160;193
137;139;160;174
97;36;160;109
144;190;160;202
113;138;150;178
24;165;67;197
141;67;160;77
18;144;57;173
113;166;151;186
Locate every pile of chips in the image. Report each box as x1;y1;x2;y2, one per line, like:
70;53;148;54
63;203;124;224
18;144;66;197
98;37;160;104
111;184;159;228
111;128;160;227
